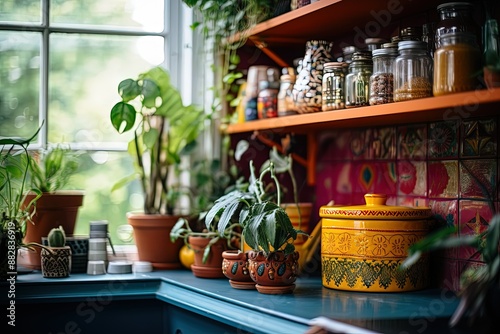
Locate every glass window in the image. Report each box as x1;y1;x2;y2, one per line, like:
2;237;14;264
0;31;40;138
0;0;191;245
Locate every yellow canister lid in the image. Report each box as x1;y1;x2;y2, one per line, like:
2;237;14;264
319;193;432;220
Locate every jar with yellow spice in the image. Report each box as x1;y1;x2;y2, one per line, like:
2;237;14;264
433;32;482;96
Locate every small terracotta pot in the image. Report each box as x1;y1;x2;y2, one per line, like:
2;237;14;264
127;213;184;270
22;191;84;270
41;246;72;278
188;236;227;278
222;250;255;289
247;250;299;294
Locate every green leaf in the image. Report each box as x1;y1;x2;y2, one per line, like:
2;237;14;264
118;79;141;102
142;128;159;150
141;79;161;108
110;102;136;133
111;173;139;192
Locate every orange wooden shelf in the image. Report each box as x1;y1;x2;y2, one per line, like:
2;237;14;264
225;88;500;134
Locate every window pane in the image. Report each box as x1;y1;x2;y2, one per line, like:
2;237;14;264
51;0;164;32
0;0;41;23
0;31;40;138
48;33;164;145
72;151;143;245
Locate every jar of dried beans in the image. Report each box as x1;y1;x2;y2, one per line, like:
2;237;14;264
394;41;433;102
345;51;372;108
433;32;481;96
369;48;397;105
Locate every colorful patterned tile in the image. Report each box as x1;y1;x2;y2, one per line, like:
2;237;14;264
316;161;354;205
397;124;427;160
428;121;459;159
351;161;397;196
372;127;396;160
458;260;485;291
317;130;352;161
397;160;427;196
459;159;497;200
429;200;459;259
428;161;458;198
350;128;372;160
461;118;497;157
458;200;495;261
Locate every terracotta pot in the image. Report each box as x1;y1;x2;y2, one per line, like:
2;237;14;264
222;250;255;289
127;213;184;270
247;250;300;294
281;202;312;245
188;236;227;278
41;246;72;278
319;193;432;292
21;191;84;270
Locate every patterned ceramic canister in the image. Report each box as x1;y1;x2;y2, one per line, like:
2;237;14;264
293;40;333;113
319;194;432;292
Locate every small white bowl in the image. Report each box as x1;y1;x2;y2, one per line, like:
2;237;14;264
87;260;106;275
107;261;133;274
133;261;152;273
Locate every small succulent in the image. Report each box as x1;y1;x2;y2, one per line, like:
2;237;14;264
47;226;66;248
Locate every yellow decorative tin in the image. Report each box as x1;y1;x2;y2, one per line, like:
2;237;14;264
319;194;432;292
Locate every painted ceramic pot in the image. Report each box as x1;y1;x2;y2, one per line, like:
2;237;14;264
293;40;333;113
41;247;72;278
319;194;432;292
222;250;255;289
247;250;299;294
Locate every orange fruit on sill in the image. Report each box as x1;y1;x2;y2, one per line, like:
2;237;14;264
179;244;195;269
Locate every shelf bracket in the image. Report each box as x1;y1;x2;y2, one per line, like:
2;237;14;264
250;36;290;68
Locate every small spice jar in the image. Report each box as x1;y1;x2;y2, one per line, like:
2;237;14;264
394;41;433;102
277;73;298;116
433;32;481;96
369;48;397;105
345;51;372;108
257;80;279;119
322;62;346;111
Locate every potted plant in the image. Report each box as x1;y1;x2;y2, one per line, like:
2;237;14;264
0;130;42;280
40;226;72;278
401;213;500;329
170;214;239;278
109;66;209;269
21;144;84;270
205;160;308;293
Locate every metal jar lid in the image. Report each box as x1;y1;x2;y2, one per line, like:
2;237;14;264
398;41;427;50
319;194;432;220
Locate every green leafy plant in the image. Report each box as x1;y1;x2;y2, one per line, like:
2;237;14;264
205;160;307;256
0;130;43;278
401;213;500;328
29;144;80;192
109;66;209;215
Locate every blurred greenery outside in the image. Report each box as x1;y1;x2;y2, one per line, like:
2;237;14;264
1;0;168;245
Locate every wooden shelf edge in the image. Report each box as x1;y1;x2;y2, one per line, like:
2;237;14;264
225;88;500;134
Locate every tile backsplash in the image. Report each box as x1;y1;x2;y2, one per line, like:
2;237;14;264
315;115;499;291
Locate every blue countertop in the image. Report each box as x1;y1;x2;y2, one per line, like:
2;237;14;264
2;269;466;333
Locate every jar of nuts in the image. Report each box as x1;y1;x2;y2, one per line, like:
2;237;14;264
394;41;433;102
369;48;397;105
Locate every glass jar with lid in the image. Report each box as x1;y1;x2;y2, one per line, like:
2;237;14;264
322;62;346;111
278;73;298;116
345;51;372;108
433;32;481;96
369;48;398;105
394;41;433;102
435;2;480;50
